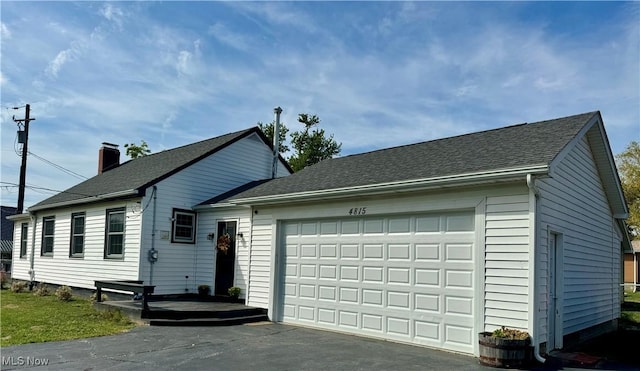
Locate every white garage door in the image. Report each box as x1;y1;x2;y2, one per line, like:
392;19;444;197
278;212;476;354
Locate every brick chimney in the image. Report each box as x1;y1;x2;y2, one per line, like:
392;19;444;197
98;142;120;174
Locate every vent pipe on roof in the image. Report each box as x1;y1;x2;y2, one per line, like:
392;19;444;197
272;107;282;179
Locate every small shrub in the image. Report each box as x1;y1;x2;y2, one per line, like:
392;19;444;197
33;283;51;296
0;271;8;289
97;309;130;324
89;292;109;303
55;285;73;302
492;326;529;340
228;286;241;299
10;281;28;293
198;284;210;296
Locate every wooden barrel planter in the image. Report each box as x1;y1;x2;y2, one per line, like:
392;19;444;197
478;332;533;368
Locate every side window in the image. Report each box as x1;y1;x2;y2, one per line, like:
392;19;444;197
104;207;125;259
70;212;86;257
172;209;196;244
41;216;55;256
20;223;28;258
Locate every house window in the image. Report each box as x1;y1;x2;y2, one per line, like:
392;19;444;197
70;212;85;257
172;209;196;244
105;207;125;259
20;223;28;258
41;216;55;256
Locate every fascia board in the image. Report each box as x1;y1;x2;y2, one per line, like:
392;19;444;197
28;189;140;212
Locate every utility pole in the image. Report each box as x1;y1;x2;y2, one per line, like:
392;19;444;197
13;104;35;214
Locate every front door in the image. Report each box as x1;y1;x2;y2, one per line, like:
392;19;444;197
215;221;237;296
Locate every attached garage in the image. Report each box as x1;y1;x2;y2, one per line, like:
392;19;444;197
205;111;629;361
277;212;477;353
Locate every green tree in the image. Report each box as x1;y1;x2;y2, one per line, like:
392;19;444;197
617;141;640;237
258;121;290;153
288;113;341;172
124;140;151;159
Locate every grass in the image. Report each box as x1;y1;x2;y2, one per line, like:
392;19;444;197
622;291;640;328
1;290;136;346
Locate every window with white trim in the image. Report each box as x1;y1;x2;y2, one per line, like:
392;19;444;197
20;223;28;258
41;216;55;256
70;212;85;257
105;207;125;258
172;209;196;244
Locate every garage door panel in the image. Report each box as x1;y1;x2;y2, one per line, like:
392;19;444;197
340;244;359;258
279;212;476;354
445;269;474;288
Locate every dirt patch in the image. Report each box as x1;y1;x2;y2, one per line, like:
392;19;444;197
3;304;19;309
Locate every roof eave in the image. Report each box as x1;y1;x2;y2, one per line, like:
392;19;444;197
232;165;549;206
7;212;30;221
193;203;250;210
28;189;141;212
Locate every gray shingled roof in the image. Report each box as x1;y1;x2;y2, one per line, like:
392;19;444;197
30;127;263;211
229;112;598;200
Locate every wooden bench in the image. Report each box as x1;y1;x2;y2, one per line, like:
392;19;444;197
94;280;155;311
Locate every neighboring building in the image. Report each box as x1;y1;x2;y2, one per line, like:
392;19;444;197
10;111;630;359
1;206;17;272
624;240;640;291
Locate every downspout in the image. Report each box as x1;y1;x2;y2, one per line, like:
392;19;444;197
527;174;547;364
272;107;282;179
28;211;37;289
149;186;157;285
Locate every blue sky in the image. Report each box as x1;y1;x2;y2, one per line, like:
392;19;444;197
1;1;639;209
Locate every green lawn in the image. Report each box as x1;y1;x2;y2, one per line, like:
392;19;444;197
1;290;136;346
622;291;640;327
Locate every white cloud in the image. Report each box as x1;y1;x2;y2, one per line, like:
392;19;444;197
46;49;73;78
100;3;125;28
1;22;11;39
176;50;192;75
208;22;251;51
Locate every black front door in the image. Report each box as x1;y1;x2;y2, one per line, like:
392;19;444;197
215;221;236;296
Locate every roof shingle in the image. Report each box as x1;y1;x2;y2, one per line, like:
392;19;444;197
30;128;260;211
230;112;598;200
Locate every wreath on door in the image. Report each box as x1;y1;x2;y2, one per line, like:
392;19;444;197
216;233;231;254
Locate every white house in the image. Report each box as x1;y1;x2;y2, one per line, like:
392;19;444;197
9;127;291;296
11;110;630;359
196;111;629;357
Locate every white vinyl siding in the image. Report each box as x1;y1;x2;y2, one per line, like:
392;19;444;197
484;194;530;332
537;136;622;343
10;201;142;289
138;133;288;294
246;211;274;308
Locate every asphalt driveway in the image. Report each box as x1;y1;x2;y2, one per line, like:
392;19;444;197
1;322;489;370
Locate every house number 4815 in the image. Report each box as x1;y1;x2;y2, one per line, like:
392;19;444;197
348;207;367;216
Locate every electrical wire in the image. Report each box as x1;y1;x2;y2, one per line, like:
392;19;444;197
27;151;88;180
0;182;98;198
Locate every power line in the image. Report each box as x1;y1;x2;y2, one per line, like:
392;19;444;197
0;181;96;198
27;151;88;180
